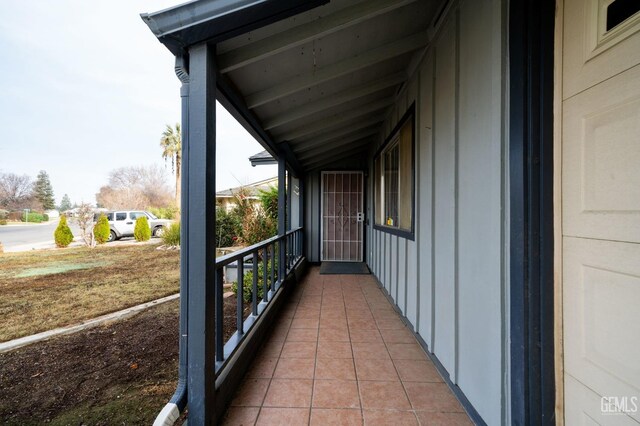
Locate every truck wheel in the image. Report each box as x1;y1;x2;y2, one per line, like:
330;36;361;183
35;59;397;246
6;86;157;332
107;230;117;242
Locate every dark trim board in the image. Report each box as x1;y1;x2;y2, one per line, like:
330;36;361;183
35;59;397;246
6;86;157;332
370;273;486;426
508;0;556;424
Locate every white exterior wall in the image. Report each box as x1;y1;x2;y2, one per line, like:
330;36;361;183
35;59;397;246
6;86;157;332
365;0;507;423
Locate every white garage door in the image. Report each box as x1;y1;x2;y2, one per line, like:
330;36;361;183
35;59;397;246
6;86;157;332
561;0;640;424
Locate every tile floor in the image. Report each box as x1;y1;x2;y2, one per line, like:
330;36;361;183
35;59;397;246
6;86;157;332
222;267;472;425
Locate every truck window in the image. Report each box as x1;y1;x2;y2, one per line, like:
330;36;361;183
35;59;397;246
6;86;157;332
116;212;127;221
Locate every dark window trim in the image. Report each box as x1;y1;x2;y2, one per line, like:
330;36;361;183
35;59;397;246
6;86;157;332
509;0;555;424
372;102;416;241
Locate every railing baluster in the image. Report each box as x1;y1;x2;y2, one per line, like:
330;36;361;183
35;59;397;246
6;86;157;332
271;242;275;291
262;247;268;302
252;252;258;315
237;260;244;335
216;268;224;362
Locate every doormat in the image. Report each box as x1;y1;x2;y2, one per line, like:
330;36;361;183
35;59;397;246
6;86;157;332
319;262;370;275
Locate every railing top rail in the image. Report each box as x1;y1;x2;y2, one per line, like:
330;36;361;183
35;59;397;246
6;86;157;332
215;227;303;268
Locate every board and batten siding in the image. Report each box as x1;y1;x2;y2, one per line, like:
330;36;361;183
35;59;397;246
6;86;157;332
365;0;507;424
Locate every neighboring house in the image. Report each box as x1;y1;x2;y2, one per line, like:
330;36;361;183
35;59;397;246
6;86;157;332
215;176;277;212
142;0;640;425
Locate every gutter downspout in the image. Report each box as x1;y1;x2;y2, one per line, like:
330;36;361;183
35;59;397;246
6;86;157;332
154;54;190;426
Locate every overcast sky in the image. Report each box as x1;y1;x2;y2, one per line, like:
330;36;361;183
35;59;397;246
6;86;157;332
0;1;276;206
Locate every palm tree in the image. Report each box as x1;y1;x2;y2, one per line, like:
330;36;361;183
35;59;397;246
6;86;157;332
160;123;182;209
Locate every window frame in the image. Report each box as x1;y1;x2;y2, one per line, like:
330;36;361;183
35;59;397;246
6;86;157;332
373;103;416;240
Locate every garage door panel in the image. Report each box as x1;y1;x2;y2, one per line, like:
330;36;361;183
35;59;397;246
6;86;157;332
563;0;640;99
564;237;640;423
562;65;640;243
565;374;639;426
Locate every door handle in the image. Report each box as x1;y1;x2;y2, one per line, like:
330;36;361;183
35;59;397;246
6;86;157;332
126;222;133;224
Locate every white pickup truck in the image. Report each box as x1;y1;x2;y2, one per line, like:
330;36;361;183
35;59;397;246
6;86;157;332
96;211;172;242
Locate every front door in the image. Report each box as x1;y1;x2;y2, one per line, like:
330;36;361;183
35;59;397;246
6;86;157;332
321;171;364;262
560;1;640;423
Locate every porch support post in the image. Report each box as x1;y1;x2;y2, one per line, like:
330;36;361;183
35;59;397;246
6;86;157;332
278;155;286;283
186;42;217;425
509;0;555;424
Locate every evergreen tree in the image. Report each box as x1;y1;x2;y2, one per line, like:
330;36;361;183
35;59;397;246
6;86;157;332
34;170;55;210
59;194;72;212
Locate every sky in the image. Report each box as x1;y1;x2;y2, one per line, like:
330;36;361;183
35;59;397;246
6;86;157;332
0;1;276;206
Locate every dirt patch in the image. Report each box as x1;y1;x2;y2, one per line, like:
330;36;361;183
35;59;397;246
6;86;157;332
0;295;249;424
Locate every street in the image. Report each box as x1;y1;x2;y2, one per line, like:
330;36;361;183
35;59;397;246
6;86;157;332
0;220;83;252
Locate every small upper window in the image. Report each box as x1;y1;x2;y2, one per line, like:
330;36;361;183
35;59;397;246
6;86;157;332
606;0;640;31
129;212;145;220
374;104;415;239
106;213;114;221
115;212;127;221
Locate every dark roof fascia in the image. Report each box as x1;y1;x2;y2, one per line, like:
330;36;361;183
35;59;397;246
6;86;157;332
141;0;329;55
250;157;277;167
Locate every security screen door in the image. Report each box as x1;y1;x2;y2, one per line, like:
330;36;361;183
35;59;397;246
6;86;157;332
321;171;364;262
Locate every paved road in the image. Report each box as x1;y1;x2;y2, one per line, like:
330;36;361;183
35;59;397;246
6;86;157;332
0;221;83;251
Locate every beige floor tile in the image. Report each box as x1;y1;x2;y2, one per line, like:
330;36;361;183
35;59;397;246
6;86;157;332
355;358;399;381
363;410;419;425
315;358;356;380
310;409;362;426
403;382;464;412
256;407;310;425
273;357;315;379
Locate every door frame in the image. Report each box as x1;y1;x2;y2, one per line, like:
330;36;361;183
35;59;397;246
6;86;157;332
508;0;557;424
319;170;365;262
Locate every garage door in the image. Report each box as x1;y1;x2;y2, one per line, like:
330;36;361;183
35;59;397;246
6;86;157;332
561;0;640;424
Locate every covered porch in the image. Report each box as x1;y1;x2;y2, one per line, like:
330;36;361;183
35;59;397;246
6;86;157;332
222;268;471;425
142;0;555;424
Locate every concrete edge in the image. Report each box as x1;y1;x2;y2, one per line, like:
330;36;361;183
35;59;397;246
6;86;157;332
0;293;180;354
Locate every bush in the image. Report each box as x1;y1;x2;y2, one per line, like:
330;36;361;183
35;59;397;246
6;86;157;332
258;186;278;221
242;210;277;246
231;260;278;303
162;222;181;246
0;209;8;220
43;213;49;222
0;219;7;226
148;206;179;220
93;214;110;244
134;216;151;242
21;212;46;223
216;207;242;247
54;216;74;248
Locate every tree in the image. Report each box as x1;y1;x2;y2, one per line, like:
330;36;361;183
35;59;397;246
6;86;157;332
95;165;173;209
34;170;55;210
160;123;182;209
54;216;74;248
73;203;95;247
0;173;37;210
59;194;72;212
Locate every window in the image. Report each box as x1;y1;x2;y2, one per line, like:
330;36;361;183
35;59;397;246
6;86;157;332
129;212;145;220
115;212;127;221
374;104;414;239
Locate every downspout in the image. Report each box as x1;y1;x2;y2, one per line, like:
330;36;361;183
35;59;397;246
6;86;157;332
154;54;189;426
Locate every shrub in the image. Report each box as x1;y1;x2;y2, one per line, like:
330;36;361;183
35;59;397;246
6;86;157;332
0;209;8;220
93;214;110;244
148;206;179;220
43;213;49;222
0;220;6;226
231;260;278;303
258;185;278;221
21;212;46;223
162;222;181;246
216;207;242;247
134;216;151;242
54;216;74;248
242;210;277;246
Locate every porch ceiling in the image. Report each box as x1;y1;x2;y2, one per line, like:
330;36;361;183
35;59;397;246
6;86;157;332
215;0;439;171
